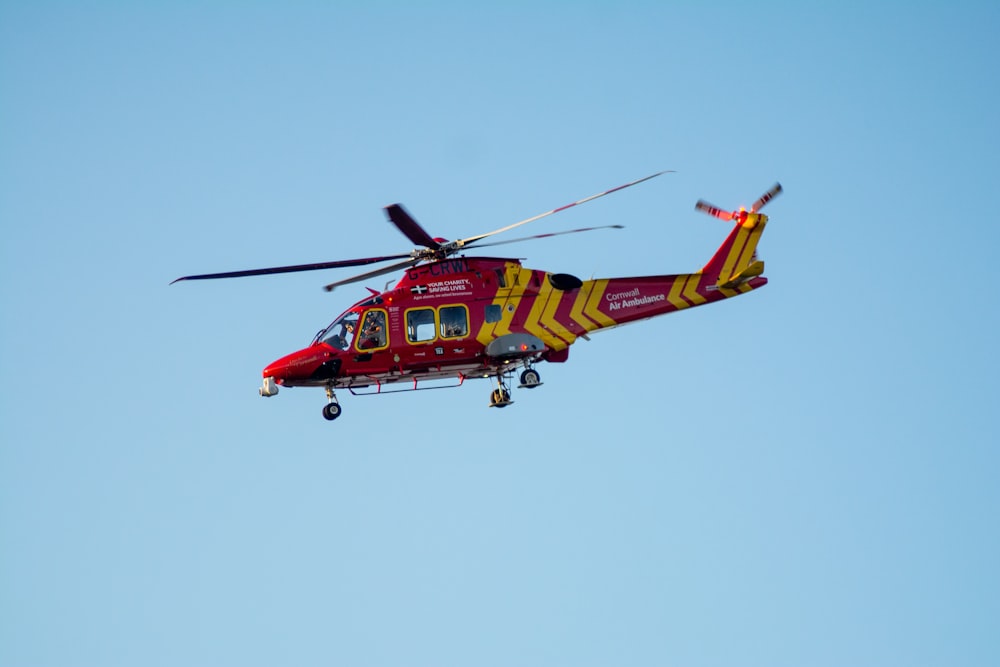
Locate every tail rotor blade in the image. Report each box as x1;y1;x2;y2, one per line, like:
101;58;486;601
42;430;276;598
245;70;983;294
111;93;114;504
695;200;734;221
750;183;783;213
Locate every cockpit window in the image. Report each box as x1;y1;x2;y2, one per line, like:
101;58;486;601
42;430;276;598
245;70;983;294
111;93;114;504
321;313;359;350
357;310;387;350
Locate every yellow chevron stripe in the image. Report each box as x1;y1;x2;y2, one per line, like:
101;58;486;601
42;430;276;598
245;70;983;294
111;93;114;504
719;285;742;299
521;277;548;334
521;278;566;350
718;226;750;287
476;261;520;345
493;296;517;338
667;275;689;310
496;265;528;338
569;280;599;332
733;222;765;279
582;279;615;328
682;272;707;306
540;283;574;349
476;306;496;344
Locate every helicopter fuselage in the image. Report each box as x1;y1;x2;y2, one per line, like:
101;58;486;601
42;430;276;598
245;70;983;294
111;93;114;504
173;173;780;419
262;212;769;400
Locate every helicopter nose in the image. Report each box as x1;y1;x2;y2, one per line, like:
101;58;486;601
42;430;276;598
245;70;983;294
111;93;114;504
262;345;340;387
262;356;294;382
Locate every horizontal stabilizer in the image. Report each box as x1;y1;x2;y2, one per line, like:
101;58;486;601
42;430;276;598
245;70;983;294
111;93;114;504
719;260;765;289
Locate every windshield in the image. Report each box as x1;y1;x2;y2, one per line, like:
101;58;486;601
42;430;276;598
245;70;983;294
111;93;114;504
313;311;360;349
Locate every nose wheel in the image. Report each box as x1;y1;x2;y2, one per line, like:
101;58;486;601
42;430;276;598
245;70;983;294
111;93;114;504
322;384;342;421
322;402;342;421
489;364;542;408
489;370;513;408
489;386;512;408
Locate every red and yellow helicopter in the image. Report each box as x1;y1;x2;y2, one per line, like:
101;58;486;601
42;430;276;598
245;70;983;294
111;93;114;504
173;173;781;420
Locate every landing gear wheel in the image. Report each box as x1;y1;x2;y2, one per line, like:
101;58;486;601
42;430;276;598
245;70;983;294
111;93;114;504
519;369;541;388
490;388;511;408
322;402;342;421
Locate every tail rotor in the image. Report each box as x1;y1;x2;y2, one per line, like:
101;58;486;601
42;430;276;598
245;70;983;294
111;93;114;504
695;183;782;223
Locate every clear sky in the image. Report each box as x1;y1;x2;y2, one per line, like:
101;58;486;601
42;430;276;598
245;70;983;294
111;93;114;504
2;2;998;666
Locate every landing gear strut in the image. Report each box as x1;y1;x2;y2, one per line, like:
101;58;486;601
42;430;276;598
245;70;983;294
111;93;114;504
489;383;512;408
489;364;543;407
322;384;342;421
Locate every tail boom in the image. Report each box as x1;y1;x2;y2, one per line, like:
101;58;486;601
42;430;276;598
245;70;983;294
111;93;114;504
473;210;772;355
572;271;766;332
472;265;766;357
568;212;772;332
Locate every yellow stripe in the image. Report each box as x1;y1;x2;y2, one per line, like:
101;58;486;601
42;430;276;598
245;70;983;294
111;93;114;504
522;278;567;350
540;283;574;348
667;275;689;310
521;277;548;335
569;280;599;331
476;310;497;346
682;272;707;306
733;222;765;279
476;261;519;345
496;264;527;338
718;226;750;287
493;295;517;338
583;279;616;328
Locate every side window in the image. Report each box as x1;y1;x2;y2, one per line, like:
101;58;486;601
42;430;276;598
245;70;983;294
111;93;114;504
357;310;387;350
406;308;436;343
439;305;469;338
484;304;502;323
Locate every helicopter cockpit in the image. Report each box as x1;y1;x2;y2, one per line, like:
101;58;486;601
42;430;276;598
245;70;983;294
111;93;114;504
312;294;385;348
315;312;360;350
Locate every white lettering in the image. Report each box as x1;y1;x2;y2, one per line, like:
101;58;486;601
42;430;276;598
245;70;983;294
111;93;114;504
606;288;641;301
426;278;473;295
607;293;666;310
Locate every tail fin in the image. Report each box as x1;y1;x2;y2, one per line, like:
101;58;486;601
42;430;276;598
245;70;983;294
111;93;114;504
701;213;768;289
696;183;781;289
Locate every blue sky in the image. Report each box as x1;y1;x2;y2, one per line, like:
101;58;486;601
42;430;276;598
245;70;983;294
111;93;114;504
2;2;998;666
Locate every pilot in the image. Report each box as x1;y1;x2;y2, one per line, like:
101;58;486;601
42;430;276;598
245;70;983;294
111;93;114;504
331;321;355;350
359;316;384;349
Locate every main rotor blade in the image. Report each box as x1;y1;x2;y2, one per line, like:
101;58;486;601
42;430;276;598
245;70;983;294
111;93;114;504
750;183;783;213
457;170;671;248
462;224;624;251
385;204;441;250
322;257;420;292
170;253;412;284
695;200;734;221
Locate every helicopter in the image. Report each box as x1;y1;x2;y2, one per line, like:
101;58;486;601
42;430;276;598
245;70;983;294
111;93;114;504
172;172;781;421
